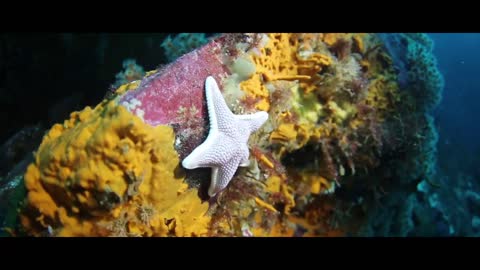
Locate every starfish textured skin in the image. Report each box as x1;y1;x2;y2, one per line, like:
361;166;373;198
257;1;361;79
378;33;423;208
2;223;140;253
182;76;269;197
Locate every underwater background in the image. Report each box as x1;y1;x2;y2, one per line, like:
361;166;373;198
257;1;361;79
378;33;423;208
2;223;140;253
0;33;478;236
429;33;480;236
432;33;480;183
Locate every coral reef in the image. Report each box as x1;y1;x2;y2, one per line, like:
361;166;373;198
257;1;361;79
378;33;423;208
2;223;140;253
8;33;444;237
352;34;444;236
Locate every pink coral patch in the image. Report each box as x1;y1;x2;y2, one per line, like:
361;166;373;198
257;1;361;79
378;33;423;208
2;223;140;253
118;36;231;156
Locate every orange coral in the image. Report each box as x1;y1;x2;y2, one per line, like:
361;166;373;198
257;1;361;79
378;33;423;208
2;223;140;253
22;96;210;236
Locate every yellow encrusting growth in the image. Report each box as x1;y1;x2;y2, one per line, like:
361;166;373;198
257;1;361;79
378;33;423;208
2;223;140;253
269;123;297;143
22;98;209;236
236;34;332;111
215;33;401;236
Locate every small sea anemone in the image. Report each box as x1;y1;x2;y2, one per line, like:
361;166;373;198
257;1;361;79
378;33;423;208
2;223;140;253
105;211;130;237
137;203;157;226
335;57;361;85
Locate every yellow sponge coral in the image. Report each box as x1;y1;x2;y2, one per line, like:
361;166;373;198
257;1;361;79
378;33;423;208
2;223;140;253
22;99;209;236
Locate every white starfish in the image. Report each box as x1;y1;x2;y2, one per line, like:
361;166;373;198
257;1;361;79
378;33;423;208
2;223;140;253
182;76;269;197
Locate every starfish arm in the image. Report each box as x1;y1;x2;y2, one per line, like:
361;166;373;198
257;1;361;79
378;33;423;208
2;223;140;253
208;157;241;197
235;111;269;133
182;131;220;169
205;76;236;133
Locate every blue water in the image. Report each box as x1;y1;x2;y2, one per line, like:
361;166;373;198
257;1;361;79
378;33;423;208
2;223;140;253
427;34;480;236
431;33;480;176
